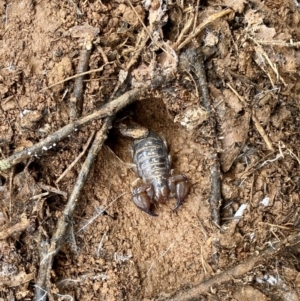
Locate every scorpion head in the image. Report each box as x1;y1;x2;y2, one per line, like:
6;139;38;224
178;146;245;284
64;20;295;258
152;177;170;202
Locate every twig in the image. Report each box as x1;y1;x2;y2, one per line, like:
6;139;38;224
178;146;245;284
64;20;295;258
110;29;149;100
70;39;93;120
184;49;222;271
126;0;170;58
165;232;300;301
192;0;200;33
97;46;109;64
0;87;144;171
191;49;222;226
227;83;274;151
40;63;111;92
55;131;96;183
176;9;232;50
37;183;67;199
259;222;300;231
34;117;112;301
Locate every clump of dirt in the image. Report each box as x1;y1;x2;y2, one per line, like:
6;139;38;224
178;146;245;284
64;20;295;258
0;0;300;300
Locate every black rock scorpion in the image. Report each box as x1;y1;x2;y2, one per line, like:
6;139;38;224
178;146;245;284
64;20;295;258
131;131;190;216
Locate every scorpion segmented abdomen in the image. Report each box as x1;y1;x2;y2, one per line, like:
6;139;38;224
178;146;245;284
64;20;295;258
133;132;170;182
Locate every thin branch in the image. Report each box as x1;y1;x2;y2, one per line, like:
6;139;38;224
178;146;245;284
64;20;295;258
165;232;300;301
0;87;144;171
34;117;112;301
191;50;222;226
70;39;93;120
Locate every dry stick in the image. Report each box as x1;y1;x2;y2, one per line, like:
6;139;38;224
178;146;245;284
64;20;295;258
193;51;221;227
227;83;274;151
191;51;222;271
192;0;200;33
37;183;67;199
70;40;93;120
0;87;143;171
34;117;112;301
176;8;232;51
166;232;300;301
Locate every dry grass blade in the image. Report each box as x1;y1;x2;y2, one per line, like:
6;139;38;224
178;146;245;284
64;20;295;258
227;83;274;151
70;39;93;120
40;63;112;92
177;8;232;50
55;131;96;184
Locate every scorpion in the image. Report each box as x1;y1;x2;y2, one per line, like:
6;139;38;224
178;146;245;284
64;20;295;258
131;131;190;216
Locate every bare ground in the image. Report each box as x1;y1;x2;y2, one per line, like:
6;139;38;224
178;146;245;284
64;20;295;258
0;0;300;300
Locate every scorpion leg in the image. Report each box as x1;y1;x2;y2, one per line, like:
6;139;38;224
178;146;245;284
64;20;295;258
168;175;191;210
132;184;158;216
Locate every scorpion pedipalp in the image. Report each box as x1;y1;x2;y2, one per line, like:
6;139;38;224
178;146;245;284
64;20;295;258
132;184;158;217
168;175;191;211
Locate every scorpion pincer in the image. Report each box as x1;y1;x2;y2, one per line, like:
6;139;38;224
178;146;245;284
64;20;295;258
132;131;190;216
